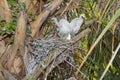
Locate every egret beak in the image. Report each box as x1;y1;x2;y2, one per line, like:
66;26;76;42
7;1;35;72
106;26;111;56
82;16;86;25
51;18;55;23
82;16;86;20
51;17;57;23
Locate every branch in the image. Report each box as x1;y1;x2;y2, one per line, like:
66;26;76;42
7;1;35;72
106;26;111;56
0;0;12;22
31;0;64;37
6;10;26;71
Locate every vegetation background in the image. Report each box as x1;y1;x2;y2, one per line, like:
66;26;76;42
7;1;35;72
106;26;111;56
0;0;120;80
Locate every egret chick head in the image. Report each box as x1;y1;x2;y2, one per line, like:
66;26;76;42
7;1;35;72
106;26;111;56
51;17;57;23
79;13;85;19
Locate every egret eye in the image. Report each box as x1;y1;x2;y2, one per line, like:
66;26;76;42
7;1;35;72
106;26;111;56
51;17;56;22
81;16;84;19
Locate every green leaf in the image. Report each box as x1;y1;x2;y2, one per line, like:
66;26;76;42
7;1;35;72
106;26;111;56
1;27;6;31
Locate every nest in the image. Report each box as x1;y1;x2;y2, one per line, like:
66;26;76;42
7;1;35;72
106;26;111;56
24;38;73;78
30;38;70;63
23;28;91;79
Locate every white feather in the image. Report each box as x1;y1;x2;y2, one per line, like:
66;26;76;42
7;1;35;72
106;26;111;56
51;17;71;40
70;13;85;36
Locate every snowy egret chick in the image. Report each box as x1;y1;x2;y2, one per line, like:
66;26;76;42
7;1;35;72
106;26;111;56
70;13;85;37
51;17;71;40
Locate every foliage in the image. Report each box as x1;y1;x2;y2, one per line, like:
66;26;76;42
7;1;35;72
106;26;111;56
0;19;16;35
78;1;120;80
0;1;26;36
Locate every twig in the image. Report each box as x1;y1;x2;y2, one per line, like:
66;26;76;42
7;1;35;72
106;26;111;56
65;60;87;78
60;0;73;16
98;0;110;22
0;34;7;41
99;43;120;80
54;5;81;16
84;18;97;27
42;54;56;80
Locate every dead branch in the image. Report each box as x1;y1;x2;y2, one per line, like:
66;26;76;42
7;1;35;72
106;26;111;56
0;63;17;80
0;0;12;22
19;0;37;14
84;18;98;27
31;0;64;37
6;10;26;71
71;28;91;44
0;40;6;58
0;63;5;80
3;70;17;80
54;5;82;16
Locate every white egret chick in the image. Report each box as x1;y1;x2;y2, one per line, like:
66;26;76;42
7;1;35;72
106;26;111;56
70;13;85;37
51;17;71;40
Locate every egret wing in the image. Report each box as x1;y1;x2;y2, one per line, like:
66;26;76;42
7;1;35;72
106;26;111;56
59;19;71;34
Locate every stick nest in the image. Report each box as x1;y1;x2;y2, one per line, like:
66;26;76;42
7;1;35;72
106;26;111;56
25;38;72;78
